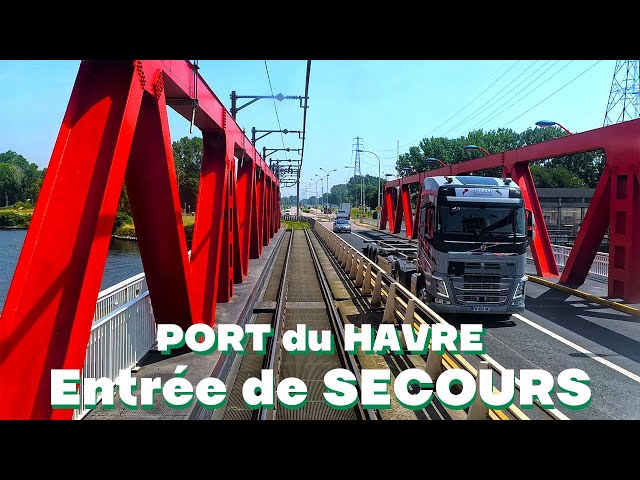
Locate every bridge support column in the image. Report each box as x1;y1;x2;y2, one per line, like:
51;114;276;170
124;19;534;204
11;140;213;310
380;187;394;231
509;163;559;277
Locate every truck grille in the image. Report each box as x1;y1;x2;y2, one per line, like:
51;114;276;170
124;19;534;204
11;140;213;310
452;275;510;292
456;295;507;304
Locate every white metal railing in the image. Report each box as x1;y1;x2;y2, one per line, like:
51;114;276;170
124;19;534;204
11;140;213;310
527;244;609;279
94;273;147;322
74;250;193;419
74;290;156;419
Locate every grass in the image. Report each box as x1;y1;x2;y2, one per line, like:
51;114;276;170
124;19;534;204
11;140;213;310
182;214;195;227
1;208;34;215
283;220;310;230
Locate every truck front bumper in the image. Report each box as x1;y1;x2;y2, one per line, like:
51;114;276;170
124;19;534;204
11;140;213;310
428;302;525;315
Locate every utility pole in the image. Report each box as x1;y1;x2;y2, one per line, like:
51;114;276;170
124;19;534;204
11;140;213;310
353;137;363;216
604;60;640;125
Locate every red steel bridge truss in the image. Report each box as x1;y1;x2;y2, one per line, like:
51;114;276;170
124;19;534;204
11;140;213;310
381;119;640;304
0;60;281;419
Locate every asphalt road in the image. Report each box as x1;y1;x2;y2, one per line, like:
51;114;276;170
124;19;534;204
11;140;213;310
314;217;640;420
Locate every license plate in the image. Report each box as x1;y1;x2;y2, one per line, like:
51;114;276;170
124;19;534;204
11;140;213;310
472;306;491;312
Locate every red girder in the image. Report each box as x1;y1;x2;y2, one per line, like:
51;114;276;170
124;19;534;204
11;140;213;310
0;60;280;419
382;119;640;301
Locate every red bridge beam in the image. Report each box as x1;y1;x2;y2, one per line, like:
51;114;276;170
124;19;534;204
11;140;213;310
382;119;640;302
0;60;280;420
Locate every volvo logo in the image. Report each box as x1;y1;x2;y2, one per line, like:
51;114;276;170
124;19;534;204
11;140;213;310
480;244;487;251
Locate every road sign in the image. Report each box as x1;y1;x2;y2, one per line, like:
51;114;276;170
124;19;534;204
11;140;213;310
375;206;382;212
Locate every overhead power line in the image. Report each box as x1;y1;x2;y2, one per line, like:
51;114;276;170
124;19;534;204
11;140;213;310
469;60;572;130
440;60;541;137
505;60;603;127
473;60;575;130
427;60;521;137
367;60;522;152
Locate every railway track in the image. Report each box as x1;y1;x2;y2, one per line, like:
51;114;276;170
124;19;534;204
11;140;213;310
223;227;376;420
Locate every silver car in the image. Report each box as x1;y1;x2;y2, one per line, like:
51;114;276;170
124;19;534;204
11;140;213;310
333;219;351;233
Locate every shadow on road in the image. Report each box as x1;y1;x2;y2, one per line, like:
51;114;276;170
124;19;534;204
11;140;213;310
525;289;640;364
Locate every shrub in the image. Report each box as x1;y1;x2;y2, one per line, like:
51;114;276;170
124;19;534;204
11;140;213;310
0;211;31;227
12;201;34;209
113;212;133;233
114;224;137;238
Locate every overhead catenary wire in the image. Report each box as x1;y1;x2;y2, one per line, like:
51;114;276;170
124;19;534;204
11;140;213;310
264;61;288;162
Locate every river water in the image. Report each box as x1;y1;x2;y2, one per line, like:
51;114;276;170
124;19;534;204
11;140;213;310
0;230;143;312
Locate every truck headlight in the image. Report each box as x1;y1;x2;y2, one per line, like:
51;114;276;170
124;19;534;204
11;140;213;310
513;280;526;298
432;275;449;298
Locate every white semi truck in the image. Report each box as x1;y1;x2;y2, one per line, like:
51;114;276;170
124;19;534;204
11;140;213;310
365;175;535;318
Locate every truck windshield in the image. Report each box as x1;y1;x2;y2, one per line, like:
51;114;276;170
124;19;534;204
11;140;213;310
439;205;525;236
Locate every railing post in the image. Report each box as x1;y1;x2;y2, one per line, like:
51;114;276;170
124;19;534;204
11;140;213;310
467;361;490;420
355;258;364;287
362;262;372;295
345;250;352;271
424;342;442;382
349;254;358;280
400;298;415;350
338;245;345;265
382;283;397;324
371;272;383;308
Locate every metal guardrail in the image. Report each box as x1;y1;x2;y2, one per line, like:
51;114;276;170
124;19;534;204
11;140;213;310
74;289;156;419
313;221;568;420
527;245;609;279
75;250;192;420
94;273;147;322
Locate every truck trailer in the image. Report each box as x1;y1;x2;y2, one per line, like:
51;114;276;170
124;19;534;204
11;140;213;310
366;175;535;318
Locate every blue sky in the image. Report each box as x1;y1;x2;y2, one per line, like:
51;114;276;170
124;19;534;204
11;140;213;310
0;60;616;199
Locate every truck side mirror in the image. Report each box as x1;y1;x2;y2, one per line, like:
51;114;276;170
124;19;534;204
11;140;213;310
525;209;535;242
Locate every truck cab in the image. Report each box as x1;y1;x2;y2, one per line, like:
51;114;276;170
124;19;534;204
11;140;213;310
416;176;534;317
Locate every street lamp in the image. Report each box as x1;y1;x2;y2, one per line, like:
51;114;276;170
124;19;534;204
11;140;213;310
535;120;573;135
310;178;321;210
426;157;448;167
464;145;491;156
315;173;326;210
320;167;337;212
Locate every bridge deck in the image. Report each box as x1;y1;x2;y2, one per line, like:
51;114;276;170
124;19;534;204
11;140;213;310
85;229;286;420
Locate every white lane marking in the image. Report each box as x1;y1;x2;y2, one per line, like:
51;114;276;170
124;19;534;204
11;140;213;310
350;231;370;242
481;352;570;420
513;313;640;384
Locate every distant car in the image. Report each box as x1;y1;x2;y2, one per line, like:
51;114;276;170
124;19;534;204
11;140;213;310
333;219;351;233
336;210;350;220
284;209;291;215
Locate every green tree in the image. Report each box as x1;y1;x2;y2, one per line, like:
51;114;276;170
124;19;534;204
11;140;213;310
530;165;585;188
396;126;605;187
0;163;24;206
172;136;203;210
